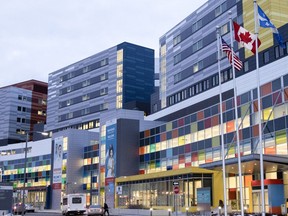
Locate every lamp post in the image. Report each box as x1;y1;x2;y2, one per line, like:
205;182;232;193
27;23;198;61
22;131;48;216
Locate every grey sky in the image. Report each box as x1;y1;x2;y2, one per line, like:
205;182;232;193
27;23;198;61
0;0;207;87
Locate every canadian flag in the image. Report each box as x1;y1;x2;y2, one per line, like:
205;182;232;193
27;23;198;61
233;22;261;54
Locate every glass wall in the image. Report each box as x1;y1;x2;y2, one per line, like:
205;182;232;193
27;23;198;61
117;173;212;209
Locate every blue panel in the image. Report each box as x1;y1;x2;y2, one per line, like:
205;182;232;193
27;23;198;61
268;184;284;207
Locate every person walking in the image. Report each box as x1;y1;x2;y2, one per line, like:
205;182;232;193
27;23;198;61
103;202;109;216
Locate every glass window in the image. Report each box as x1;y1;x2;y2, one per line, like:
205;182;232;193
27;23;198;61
117;49;123;62
244;61;249;72
263;51;269;63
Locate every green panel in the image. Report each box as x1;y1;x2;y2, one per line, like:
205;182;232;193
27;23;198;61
241;104;250;117
191;122;198;133
166;122;172;131
156;160;161;168
212;136;220;147
276;130;287;144
150;161;156;169
198;150;205;160
150;144;156;153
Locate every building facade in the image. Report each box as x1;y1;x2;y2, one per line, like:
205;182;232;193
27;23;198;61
1;0;288;215
45;42;154;133
0;80;47;146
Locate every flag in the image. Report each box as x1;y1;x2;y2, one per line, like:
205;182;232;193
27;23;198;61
257;5;286;49
233;21;261;54
221;38;243;71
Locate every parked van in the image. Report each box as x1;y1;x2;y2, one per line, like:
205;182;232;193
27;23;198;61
62;193;86;215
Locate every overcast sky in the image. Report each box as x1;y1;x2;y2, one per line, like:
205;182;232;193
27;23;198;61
0;0;207;87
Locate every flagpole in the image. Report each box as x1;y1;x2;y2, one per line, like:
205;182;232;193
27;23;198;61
253;1;265;216
228;11;244;216
216;26;228;216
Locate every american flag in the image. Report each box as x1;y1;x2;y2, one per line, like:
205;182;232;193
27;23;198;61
221;38;243;71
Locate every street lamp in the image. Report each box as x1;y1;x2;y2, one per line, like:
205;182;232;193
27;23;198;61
22;131;48;216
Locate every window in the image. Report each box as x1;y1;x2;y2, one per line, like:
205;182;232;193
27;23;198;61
72;197;82;204
173;35;181;46
100;73;107;81
82;94;90;101
193;61;203;73
263;51;269;63
17;106;21;111
100;58;108;66
244;61;249;72
215;6;221;17
275;46;284;59
100;88;107;95
83;66;89;73
117;49;123;62
17;118;21;122
174;54;181;65
221;23;229;35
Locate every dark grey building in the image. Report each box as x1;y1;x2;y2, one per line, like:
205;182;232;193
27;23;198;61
46;42;154;133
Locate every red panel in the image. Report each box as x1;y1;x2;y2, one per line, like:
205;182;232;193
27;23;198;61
204;118;211;129
184;144;191;153
178;118;184;127
270;207;281;214
139;170;145;174
52;183;61;190
251;179;283;186
172;129;178;138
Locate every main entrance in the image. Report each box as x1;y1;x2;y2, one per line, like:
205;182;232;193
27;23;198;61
252;190;268;213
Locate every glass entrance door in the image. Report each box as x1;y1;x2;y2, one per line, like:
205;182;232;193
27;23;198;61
252;190;268;213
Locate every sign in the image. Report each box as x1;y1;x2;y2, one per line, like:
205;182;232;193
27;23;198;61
174;185;180;194
173;181;179;186
116;186;122;195
52;136;63;190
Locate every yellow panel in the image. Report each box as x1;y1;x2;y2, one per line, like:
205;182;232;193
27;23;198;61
242;0;288;58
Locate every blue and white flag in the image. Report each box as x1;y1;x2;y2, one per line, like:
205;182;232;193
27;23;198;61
258;5;286;48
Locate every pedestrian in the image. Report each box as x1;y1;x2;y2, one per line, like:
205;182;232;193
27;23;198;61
104;202;109;216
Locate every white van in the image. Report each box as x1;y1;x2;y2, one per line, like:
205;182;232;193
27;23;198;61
62;193;86;215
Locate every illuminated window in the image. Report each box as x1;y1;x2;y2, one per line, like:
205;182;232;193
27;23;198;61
263;107;274;121
116;79;123;93
117;64;123;78
160;44;166;57
117;49;123;62
116;95;122;109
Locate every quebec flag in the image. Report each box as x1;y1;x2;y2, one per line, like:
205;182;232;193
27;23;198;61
258;5;286;48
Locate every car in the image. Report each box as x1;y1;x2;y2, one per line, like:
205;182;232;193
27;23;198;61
86;204;104;216
12;203;26;215
25;204;35;213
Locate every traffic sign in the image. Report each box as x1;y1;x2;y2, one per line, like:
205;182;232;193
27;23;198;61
174;185;180;194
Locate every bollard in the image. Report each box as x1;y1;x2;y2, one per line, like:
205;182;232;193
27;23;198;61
150;208;153;216
186;207;189;216
168;208;171;216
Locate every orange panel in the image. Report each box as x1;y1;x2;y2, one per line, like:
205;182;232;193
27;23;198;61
197;111;204;120
161;133;166;141
264;146;276;154
284;88;288;101
211;115;219;126
252;125;259;137
226;120;235;133
261;82;272;96
244;175;252;187
144;130;150;137
172;129;178;138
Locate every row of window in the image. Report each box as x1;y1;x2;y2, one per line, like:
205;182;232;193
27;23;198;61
16;117;28;124
59;73;108;96
169;74;219;106
59;88;108;109
18;95;31;102
58;103;108;122
59;58;108;82
172;0;236;47
169;42;288;107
